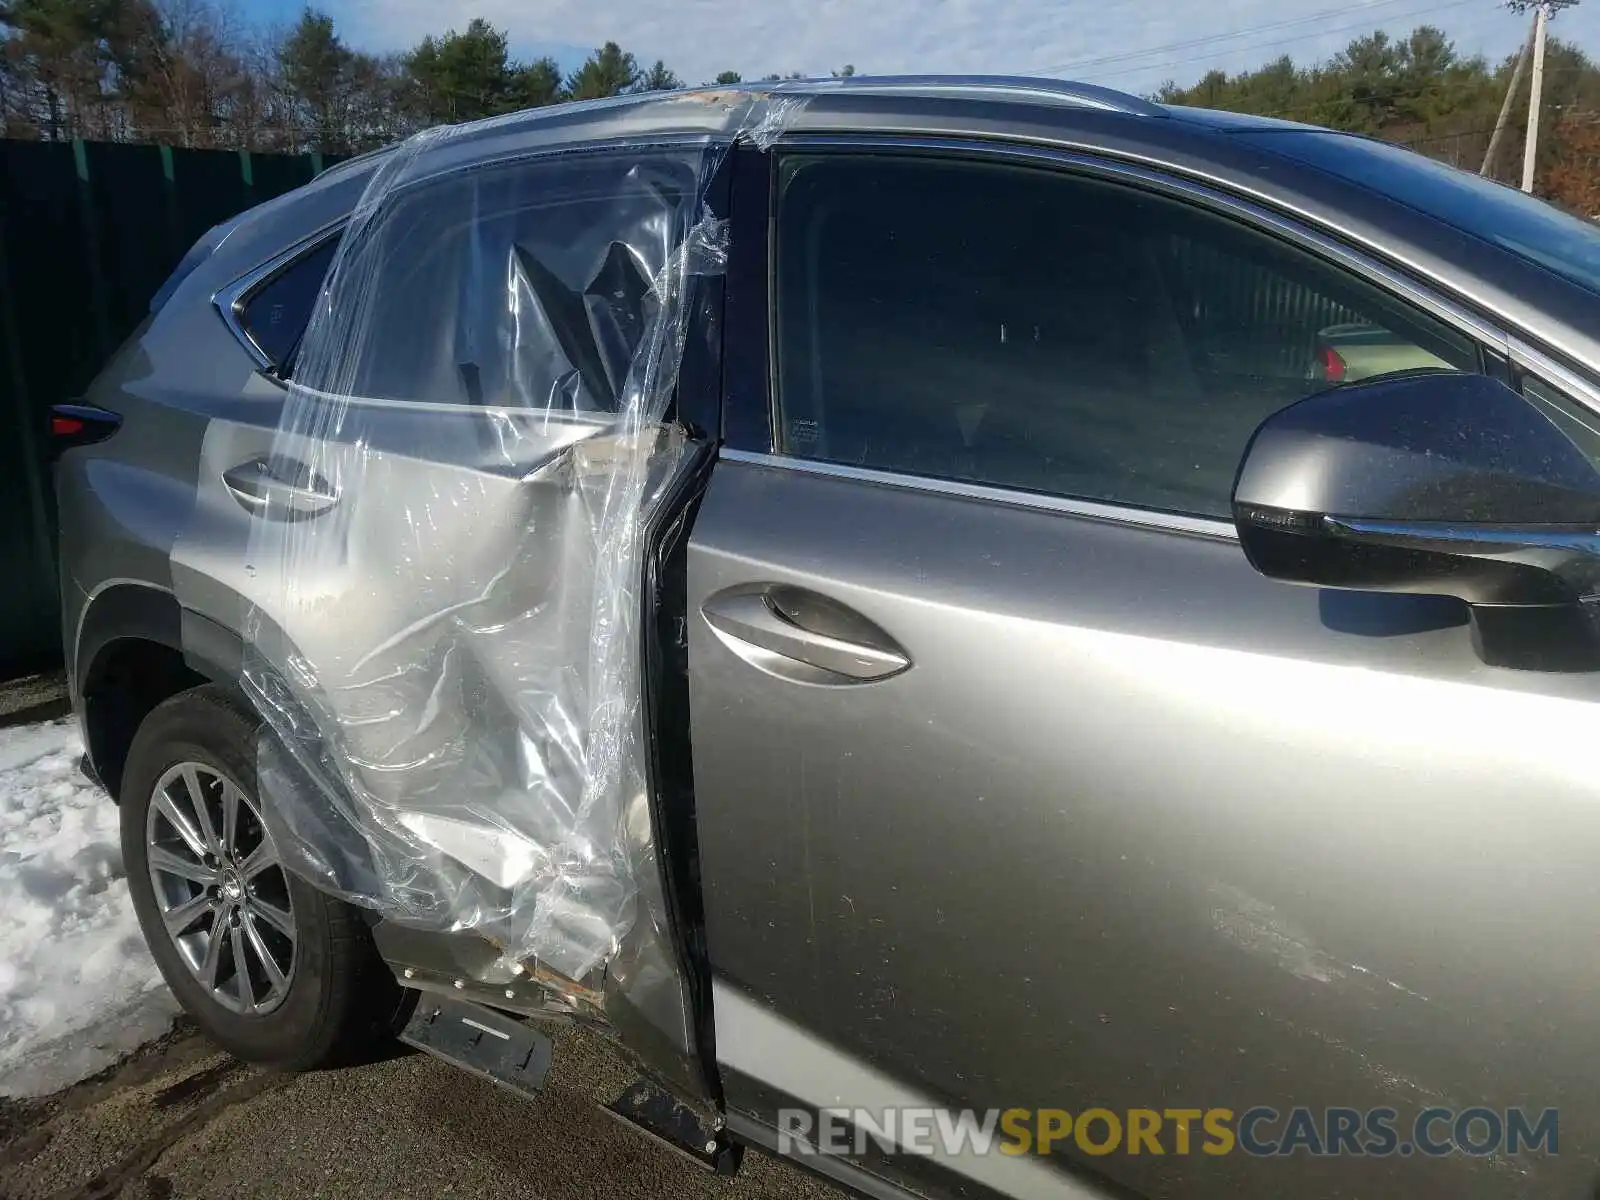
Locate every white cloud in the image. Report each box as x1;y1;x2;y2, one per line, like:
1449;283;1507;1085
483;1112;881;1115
325;0;1598;94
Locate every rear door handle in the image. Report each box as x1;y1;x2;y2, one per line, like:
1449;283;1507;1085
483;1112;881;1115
223;457;337;520
701;586;910;684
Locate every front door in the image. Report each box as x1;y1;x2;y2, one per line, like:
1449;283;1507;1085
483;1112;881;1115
688;143;1600;1199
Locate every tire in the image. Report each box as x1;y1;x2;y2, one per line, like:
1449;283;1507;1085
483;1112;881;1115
121;684;405;1070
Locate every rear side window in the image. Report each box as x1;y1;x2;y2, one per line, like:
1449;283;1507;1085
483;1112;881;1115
239;237;338;371
773;153;1479;519
302;147;705;409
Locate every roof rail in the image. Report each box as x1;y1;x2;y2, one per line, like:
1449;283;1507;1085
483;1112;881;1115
792;75;1165;118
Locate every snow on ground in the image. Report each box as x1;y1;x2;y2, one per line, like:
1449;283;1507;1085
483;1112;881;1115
0;719;178;1097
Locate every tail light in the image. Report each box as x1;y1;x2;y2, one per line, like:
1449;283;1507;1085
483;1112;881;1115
1316;343;1347;384
49;403;121;455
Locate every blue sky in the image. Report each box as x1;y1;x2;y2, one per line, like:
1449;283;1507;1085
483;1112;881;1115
245;0;1600;94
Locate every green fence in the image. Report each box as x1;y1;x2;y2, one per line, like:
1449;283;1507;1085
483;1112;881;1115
0;139;342;676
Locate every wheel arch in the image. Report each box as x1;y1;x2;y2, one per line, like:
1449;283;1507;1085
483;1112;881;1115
75;582;242;799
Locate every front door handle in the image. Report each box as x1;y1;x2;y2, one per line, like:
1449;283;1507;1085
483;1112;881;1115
223;457;338;520
701;585;910;684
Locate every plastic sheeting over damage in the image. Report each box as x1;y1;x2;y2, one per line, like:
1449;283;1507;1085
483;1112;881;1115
240;91;800;981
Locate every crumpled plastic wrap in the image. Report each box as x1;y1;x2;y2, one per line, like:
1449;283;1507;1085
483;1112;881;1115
240;91;803;981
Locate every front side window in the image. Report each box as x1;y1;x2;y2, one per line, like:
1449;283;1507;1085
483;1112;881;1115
773;152;1479;519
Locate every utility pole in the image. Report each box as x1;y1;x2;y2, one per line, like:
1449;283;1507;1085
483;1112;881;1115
1481;13;1538;177
1522;1;1551;192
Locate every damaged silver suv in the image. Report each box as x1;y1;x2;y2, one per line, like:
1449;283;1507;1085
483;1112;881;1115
56;78;1600;1199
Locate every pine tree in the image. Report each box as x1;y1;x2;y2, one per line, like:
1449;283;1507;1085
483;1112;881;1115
564;41;638;100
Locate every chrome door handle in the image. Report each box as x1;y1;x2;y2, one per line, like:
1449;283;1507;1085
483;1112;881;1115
701;587;910;683
223;457;337;520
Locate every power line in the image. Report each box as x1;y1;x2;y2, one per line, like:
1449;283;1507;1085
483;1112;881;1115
1398;109;1600;149
1396;122;1501;145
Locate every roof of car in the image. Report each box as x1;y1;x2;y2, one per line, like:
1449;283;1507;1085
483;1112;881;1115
1160;104;1315;132
379;75;1173;165
300;76;1344;199
355;76;1369;199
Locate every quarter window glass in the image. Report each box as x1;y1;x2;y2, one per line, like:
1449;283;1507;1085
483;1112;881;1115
774;153;1479;519
239;238;337;371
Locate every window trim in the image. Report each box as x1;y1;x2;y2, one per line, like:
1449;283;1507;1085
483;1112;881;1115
1510;338;1600;417
212;220;344;372
751;134;1600;536
720;447;1241;540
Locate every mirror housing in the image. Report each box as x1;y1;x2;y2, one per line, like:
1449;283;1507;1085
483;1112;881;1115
1232;371;1600;669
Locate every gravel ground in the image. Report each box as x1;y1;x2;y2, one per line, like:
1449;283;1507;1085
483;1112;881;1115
0;671;69;730
0;1019;844;1200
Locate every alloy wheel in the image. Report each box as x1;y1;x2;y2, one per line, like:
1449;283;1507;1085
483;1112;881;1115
145;762;296;1015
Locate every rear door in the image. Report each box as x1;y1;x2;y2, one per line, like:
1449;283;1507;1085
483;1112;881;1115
175;143;726;1097
688;141;1600;1199
172;229;342;660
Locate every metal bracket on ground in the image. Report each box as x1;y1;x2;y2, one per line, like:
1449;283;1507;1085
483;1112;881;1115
399;994;554;1101
603;1076;743;1175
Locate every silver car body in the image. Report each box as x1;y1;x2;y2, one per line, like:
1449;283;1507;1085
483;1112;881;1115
57;80;1600;1199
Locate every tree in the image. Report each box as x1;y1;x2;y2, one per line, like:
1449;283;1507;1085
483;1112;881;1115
342;49;408;148
502;56;557;107
1148;23;1600;190
712;69;740;84
120;0;251;147
636;58;680;91
276;7;351;150
564;40;637;100
1324;30;1405;130
405;17;515;124
216;24;279;148
0;0;158;138
1159;68;1227;108
1544;108;1600;212
1491;33;1600;183
832;63;855;77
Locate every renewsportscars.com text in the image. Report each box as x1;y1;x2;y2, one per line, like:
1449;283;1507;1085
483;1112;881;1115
776;1106;1559;1159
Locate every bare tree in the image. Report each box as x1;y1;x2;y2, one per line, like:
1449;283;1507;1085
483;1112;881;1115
125;0;252;146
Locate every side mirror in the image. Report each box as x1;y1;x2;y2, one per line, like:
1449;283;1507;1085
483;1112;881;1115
1232;371;1600;670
